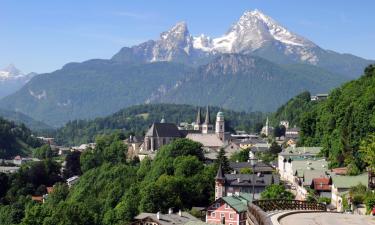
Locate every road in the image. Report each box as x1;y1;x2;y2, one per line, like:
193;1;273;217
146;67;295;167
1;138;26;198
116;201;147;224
279;212;375;225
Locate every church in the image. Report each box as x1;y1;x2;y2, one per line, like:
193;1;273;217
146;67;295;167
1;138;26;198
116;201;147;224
141;106;228;152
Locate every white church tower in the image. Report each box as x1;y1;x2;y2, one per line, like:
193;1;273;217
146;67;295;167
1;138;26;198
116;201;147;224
215;111;225;141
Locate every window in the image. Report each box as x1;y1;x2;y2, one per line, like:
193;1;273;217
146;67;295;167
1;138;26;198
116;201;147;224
211;212;216;218
229;213;234;219
216;203;220;208
229;223;233;225
225;203;229;209
220;213;225;218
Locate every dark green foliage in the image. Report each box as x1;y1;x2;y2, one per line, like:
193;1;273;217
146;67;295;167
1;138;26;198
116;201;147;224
215;148;231;174
55;103;266;146
272;91;314;127
273;125;286;138
63;151;82;179
80;133;127;172
0;117;42;159
269;142;282;155
33;145;54;160
230;148;250;162
260;184;294;200
298;65;375;168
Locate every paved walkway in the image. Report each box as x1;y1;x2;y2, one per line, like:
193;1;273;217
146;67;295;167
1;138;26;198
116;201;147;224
279;212;375;225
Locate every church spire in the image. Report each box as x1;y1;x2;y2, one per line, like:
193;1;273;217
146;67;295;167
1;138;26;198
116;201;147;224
196;107;202;125
204;106;211;124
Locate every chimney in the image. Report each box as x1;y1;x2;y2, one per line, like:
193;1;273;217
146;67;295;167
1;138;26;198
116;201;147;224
178;209;182;217
168;208;173;215
157;212;160;220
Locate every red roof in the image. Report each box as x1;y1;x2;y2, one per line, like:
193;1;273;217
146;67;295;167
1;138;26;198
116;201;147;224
312;177;331;191
331;167;347;175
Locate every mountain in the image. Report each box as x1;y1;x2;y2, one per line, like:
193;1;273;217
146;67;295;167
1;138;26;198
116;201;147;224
0;60;194;127
150;54;348;112
0;117;42;159
0;10;369;127
0;64;36;99
0;108;52;131
113;10;373;78
55;103;265;146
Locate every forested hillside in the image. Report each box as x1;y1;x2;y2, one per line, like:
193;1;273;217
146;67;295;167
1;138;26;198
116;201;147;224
291;65;375;170
271;91;315;127
55;104;266;146
0;135;218;225
0;117;42;158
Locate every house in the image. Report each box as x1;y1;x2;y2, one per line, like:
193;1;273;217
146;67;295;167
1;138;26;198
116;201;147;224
278;147;322;182
215;166;279;200
66;176;80;188
311;93;328;101
294;169;329;200
331;173;368;212
206;193;251;225
132;210;200;225
125;135;144;159
311;177;332;198
0;166;20;174
285;127;300;139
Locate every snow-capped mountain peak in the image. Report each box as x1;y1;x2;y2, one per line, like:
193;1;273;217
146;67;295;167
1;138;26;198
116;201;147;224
0;64;24;80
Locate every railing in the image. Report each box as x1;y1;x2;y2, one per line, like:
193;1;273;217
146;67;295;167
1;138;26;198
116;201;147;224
253;199;327;211
247;200;326;225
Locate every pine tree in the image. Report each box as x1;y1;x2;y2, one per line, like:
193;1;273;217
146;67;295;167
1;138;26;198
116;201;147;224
215;148;231;173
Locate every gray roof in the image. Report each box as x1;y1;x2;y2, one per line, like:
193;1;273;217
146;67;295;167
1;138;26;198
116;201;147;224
229;161;274;173
145;123;182;138
134;212;199;225
224;174;279;187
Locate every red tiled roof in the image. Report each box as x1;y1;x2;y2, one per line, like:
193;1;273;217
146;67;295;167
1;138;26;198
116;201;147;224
312;178;331;191
332;167;347;175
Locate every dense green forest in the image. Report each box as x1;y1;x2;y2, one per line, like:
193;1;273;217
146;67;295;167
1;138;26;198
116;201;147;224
55;103;266;146
271;91;315;127
0;134;219;225
0;117;42;159
273;65;375;171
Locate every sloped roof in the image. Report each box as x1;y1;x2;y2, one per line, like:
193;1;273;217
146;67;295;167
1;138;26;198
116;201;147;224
224;174;279;187
280;147;322;156
229;161;274;173
186;133;223;147
332;173;368;189
145;123;182;138
222;193;252;213
312;177;331;191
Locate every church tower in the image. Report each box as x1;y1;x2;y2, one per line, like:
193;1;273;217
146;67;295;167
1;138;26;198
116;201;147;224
215;111;225;141
265;117;269;136
193;107;202;131
215;165;225;200
202;106;213;134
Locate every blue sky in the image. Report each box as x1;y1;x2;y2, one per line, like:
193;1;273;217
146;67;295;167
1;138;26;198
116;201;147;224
1;0;374;73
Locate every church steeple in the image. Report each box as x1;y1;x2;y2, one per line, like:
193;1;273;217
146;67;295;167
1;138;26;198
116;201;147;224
204;106;211;124
196;107;202;125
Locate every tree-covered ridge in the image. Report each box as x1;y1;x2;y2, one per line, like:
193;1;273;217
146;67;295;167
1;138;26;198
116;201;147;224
0;109;52;132
55;103;266;146
0;117;42;158
271;91;315;127
298;65;375;169
0;134;218;225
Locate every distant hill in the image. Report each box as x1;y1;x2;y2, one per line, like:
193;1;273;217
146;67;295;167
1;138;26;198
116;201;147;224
55;103;266;146
0;117;42;159
0;108;52;131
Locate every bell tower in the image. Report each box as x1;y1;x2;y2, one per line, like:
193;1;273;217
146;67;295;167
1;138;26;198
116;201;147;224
202;106;213;134
216;111;225;141
215;165;225;200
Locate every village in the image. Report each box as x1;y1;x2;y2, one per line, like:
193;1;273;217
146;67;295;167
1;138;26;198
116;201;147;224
2;106;374;225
